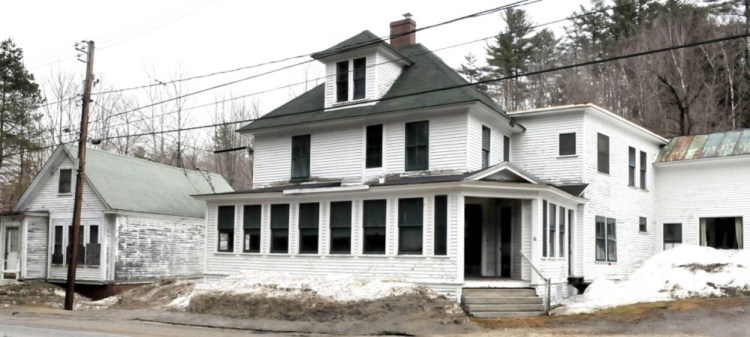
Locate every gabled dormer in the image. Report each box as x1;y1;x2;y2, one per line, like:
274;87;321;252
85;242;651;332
311;18;415;110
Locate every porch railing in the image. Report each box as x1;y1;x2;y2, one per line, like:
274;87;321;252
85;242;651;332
519;250;551;315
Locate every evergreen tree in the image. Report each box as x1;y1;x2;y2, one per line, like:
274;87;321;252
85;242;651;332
0;38;43;210
485;8;535;110
457;53;489;93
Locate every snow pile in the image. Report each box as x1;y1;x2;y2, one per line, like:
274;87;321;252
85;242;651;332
169;272;427;309
559;245;750;314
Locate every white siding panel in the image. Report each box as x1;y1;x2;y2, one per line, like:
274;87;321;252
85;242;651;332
386;122;405;174
656;158;750;251
511;113;584;185
311;128;362;180
430;113;468;172
24;217;48;279
376;53;402;98
253;135;291;186
580;113;660;280
467;112;510;171
26;156;107;216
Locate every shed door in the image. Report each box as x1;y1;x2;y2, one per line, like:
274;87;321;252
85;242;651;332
5;228;19;271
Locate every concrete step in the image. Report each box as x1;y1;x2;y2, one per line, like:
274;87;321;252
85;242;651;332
464;303;546;312
470;311;546;318
462;288;537;297
462;296;544;305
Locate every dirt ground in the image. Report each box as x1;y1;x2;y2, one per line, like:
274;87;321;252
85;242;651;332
2;280;749;336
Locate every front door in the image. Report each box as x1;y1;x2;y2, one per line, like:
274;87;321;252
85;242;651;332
464;204;483;277
499;206;512;278
4;228;19;271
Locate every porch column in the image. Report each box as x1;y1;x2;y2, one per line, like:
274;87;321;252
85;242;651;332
528;198;541;285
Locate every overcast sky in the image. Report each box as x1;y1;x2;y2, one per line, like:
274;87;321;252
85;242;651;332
3;0;590;125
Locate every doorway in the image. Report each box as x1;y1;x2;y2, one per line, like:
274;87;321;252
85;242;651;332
464;199;513;279
4;227;19;271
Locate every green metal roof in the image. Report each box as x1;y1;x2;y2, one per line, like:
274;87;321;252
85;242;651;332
65;145;232;217
656;129;750;162
239;42;508;132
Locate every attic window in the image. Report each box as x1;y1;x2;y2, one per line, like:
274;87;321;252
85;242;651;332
335;57;367;103
59;169;72;194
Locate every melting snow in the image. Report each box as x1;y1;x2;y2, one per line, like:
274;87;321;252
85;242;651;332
557;245;750;314
169;272;426;309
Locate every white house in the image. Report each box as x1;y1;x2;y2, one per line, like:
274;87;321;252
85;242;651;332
0;144;232;296
193;18;749;317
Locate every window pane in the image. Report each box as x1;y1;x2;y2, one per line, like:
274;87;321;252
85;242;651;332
559;133;576;156
59;169;72;193
291;135;311;179
542;201;548;257
365;125;383;168
628;147;636;186
405;121;429;171
353;57;366;99
595;216;605;261
398;198;423;254
640;151;647;189
482;127;490;169
639;217;647;232
336;61;348;102
299;203;319;254
559;207;565;258
271;204;289;253
363;200;387;254
434;195;448;256
243;205;261;229
218;206;235;229
53;226;64;264
597;133;610;173
606;218;617;261
330;201;352;254
244;229;260;253
550;204;557;257
503;136;510;162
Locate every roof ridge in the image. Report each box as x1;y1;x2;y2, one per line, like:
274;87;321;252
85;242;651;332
669;127;749;140
67;144;224;178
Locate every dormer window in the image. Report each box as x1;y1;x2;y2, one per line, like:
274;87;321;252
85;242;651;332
336;57;367;102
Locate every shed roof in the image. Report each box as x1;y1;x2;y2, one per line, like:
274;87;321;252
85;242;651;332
64;145;232;217
656;129;750;162
239;41;508;132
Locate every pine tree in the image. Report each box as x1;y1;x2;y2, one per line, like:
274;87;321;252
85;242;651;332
485;8;535;110
0;38;43;210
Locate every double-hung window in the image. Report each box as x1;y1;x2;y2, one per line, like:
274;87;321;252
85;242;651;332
217;205;235;252
59;169;72;194
639;217;648;233
363;200;387;254
481;126;490;168
52;226;64;264
542;201;548;257
270;204;289;253
595;216;617;262
628;147;636;186
86;225;100;266
559;133;576;156
298;203;319;254
398;198;423;255
405;121;429;171
365;125;383;168
640;151;647;189
550;203;557;257
67;225;85;265
243;205;261;253
330;201;352;254
559;207;566;257
291;135;310;180
597;133;610;174
663;223;682;250
336;57;366;102
434;195;448;256
503;136;510;162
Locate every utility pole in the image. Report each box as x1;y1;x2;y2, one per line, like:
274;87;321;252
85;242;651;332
65;40;95;311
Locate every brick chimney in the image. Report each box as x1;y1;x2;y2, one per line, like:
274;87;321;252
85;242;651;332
390;15;416;47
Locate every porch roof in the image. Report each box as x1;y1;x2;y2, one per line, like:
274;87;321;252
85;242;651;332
193;162;588;202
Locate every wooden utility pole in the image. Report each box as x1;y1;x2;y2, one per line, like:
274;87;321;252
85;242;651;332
65;40;95;311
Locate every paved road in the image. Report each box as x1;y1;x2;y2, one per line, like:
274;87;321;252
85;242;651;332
0;322;126;337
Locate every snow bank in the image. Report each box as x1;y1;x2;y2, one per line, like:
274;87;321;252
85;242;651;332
169;272;427;309
558;245;750;314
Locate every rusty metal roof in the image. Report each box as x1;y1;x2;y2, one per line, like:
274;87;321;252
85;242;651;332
656;129;750;162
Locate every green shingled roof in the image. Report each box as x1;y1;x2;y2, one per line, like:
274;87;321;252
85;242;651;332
656;129;750;162
65;145;232;217
311;30;394;60
239;39;507;132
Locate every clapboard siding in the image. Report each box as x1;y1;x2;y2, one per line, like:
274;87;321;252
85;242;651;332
430;113;469;172
114;214;204;281
205;191;461;285
25;156;108;216
467;113;509;171
376;53;402;98
580;112;661;280
655;158;750;250
24;217;48;279
510;112;584;185
311;127;362;181
253;135;292;186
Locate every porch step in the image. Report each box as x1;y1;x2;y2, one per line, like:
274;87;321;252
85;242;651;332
462;288;545;318
462;288;537;297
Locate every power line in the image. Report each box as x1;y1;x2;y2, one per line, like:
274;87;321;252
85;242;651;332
88;0;537;97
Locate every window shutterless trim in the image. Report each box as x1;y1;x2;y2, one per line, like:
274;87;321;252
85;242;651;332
405;121;429;171
559;132;576;156
481;126;490;169
365;124;383;168
217;205;235;252
291;135;311;180
597;133;610;174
